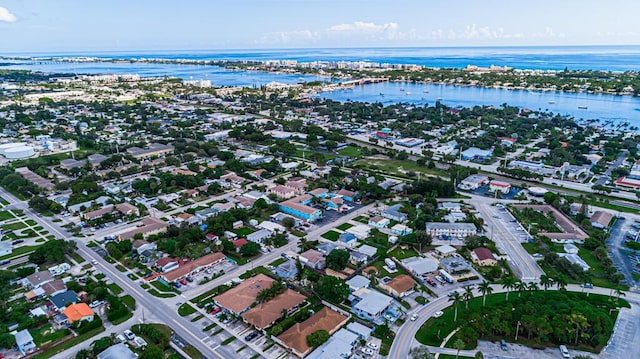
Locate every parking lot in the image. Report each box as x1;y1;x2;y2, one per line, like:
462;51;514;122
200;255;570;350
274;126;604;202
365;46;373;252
601;305;640;359
478;340;598;359
179;261;237;292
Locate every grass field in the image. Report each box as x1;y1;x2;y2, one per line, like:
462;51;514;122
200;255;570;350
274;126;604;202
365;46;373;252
321;230;340;241
336;223;353;231
178;303;197;316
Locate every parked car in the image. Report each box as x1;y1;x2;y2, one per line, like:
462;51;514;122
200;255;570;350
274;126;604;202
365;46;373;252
559;345;570;358
11;240;23;245
116;334;126;343
433;311;444;318
179;279;187;285
244;331;259;341
366;342;379;350
174;282;182;288
362;348;374;356
124;330;135;341
211;307;222;316
580;283;593;288
185;277;193;283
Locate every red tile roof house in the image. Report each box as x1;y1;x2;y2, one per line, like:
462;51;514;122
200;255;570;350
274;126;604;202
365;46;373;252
276;307;349;357
231;238;249;253
162;252;226;283
471;247;498;266
214;274;275;314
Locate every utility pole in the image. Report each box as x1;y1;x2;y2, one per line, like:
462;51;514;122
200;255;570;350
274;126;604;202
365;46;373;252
515;320;521;341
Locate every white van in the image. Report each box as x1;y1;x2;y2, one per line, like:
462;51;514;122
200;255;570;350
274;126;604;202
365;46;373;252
559;345;570;358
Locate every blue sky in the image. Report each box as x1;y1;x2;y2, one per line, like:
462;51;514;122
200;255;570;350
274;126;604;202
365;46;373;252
1;0;639;53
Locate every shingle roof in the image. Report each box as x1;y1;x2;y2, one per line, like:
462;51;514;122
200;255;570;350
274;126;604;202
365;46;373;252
241;289;307;329
214;274;275;313
277;307;348;356
386;274;415;294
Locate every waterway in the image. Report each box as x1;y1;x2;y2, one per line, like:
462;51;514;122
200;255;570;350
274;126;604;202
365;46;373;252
319;81;640;126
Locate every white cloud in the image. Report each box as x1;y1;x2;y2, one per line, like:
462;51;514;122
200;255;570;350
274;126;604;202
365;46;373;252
328;21;399;33
0;6;17;23
257;30;320;45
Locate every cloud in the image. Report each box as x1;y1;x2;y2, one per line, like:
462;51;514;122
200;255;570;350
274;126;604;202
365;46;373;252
256;21;413;45
0;6;17;23
430;24;564;41
257;29;320;45
328;21;399;33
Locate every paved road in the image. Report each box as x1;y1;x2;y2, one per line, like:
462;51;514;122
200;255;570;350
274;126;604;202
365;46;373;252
389;284;640;359
468;195;543;282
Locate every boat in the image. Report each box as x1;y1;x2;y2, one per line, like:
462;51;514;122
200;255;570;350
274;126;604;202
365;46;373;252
578;105;588;109
423;89;429;93
379;93;384;96
548;101;556;104
399;88;405;91
436;97;443;101
406;92;411;95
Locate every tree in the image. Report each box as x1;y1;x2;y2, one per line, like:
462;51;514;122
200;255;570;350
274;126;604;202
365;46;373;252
138;345;164;359
306;329;330;348
539;274;554;291
240;242;261;257
449;292;462;322
282;217;296;230
411;345;435;359
414;230;432;253
462;285;474;309
326;249;350;271
554;275;568;291
453;338;465;359
477;280;493;307
501;276;517;301
515;281;528;297
316;276;349;302
0;333;16;349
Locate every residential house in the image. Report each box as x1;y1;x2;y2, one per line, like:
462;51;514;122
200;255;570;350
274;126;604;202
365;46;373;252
231;238;249;252
351;288;394;322
346;322;373;340
275;260;298;279
590;211;613;229
349;251;369;265
346;275;370;292
155;257;180;273
345;224;371;240
25;270;54;289
97;343;138;359
306;328;358;359
63;303;94;323
284;178;308;195
308;188;329;198
471;248;498;266
299;249;325;270
162;252;226;282
277;307;348;358
195;208;217;221
14;329;36;356
368;216;390;229
133;240;157;255
214;274;275;314
337;232;358;248
390;223;412;236
269;185;297;200
49;290;78;311
434;244;457;257
316;242;338;256
241;289;307;330
380;204;408;222
401;257;439;278
378;274;415;298
336;189;358;202
247;229;273;244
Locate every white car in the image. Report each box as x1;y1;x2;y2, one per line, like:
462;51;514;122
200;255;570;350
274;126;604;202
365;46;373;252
123;329;135;341
559;345;571;358
116;334;126;343
362;348;375;356
410;314;418;321
366;342;379;350
433;311;444;318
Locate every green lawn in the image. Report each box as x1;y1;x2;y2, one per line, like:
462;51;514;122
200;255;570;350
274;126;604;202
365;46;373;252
178;303;197;316
337;146;363;158
239;266;273;279
33;326;104;359
354;158;448;179
121;294;136;309
32;325;71;346
269;257;287;267
336;223;353;231
354;215;369;224
321;230;340;241
151;279;180;293
183;345;202;359
108;283;123;295
233;227;255;237
191;314;204;322
203;323;217;331
148;289;176;298
388;246;419;260
3;221;27;231
0;211;15;221
0;244;40;260
221;337;236;345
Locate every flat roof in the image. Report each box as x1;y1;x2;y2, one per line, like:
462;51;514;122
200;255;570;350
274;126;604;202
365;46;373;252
214;274;275;313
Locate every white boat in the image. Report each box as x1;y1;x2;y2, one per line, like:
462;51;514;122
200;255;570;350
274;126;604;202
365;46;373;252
436;97;443;101
578;105;588;109
406;92;411;95
423;89;429;93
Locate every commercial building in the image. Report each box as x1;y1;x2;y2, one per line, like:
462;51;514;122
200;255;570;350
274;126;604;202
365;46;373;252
380;204;408;222
461;147;493;161
277;307;348;358
214;274;275;314
489;180;511;194
401;256;439;277
458;174;489;191
118;217;168;241
162;252;226;282
425;222;477;238
279;194;323;223
241;289;307;330
126;143;174;159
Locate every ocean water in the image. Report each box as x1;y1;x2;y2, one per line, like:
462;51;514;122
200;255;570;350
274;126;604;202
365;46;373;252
3;45;640;125
9;45;640;71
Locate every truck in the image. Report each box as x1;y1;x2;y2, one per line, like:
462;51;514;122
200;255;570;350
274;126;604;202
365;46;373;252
439;269;455;284
384;258;396;270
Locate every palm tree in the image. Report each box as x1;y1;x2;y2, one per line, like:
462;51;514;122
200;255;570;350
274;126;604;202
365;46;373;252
501;276;517;301
527;282;539;292
462;285;474;309
478;280;493;307
453;338;465;359
449;292;463;322
554;275;568;291
515;281;527;297
539;274;553;291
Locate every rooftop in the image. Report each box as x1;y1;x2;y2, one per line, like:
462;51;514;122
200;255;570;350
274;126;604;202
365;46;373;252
241;289;307;329
214;274;275;313
278;307;348;356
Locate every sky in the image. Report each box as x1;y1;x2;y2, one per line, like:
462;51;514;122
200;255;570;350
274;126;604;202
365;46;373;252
1;0;639;54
